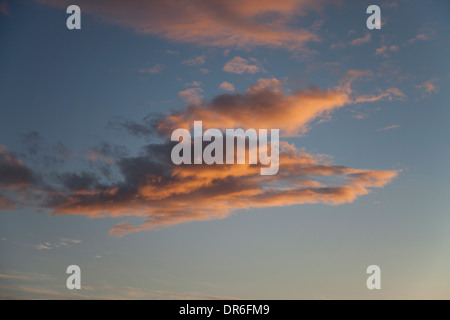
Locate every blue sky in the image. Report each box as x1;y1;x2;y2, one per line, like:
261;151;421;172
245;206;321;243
0;0;449;299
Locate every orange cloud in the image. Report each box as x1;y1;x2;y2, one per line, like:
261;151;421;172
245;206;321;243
42;142;398;237
223;57;262;74
181;55;205;66
35;0;323;50
416;79;439;95
219;82;235;92
159;77;351;137
350;33;371;46
1;76;401;236
178;87;204;104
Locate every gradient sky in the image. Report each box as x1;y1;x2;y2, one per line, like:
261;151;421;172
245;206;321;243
0;0;449;299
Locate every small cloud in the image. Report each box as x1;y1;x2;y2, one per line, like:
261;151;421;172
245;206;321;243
185;81;202;87
386;88;406;100
34;244;52;250
219;81;235;91
389;45;399;52
408;25;435;44
223;57;262;74
199;68;209;74
0;1;10;16
94;255;102;259
1;237;6;241
60;238;82;244
416;78;439;95
178;87;204;104
377;124;400;131
330;41;346;50
223;49;230;56
33;238;82;250
165;49;179;55
376;45;400;57
350;33;371;46
87;150;114;164
139;64;165;74
181;55;205;66
352;113;369;120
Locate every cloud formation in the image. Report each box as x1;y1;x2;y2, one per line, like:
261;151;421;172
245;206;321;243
223;57;262;74
35;0;323;50
219;82;236;92
139;64;165;74
0;74;400;236
181;55;206;67
416;79;439;95
350;33;371;46
179;87;204;104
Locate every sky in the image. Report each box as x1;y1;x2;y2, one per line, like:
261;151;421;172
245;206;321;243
0;0;449;299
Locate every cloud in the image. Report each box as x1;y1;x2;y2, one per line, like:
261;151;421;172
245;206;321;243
32;138;397;237
0;146;35;191
20;132;73;167
350;33;371;46
0;194;15;210
160;77;352;137
408;25;435;44
0;281;237;299
33;238;82;250
219;81;235;91
139;64;165;74
330;41;346;50
161;72;401;138
0;271;55;281
165;49;179;55
223;57;262;74
181;55;206;66
87;150;114;164
375;45;399;57
0;0;10;16
1;76;400;236
34;244;52;250
35;0;323;50
178;87;204;104
185;81;202;87
354;87;405;103
352;113;369;120
416;79;439;95
377;124;400;131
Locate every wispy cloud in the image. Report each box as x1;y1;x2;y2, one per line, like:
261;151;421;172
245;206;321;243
165;49;179;55
139;64;165;74
0;0;10;16
223;57;262;74
415;78;439;95
178;87;204;104
34;0;324;50
408;25;435;44
350;33;371;46
377;124;400;131
181;55;206;67
33;238;82;250
185;81;202;87
375;45;399;57
219;81;235;91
